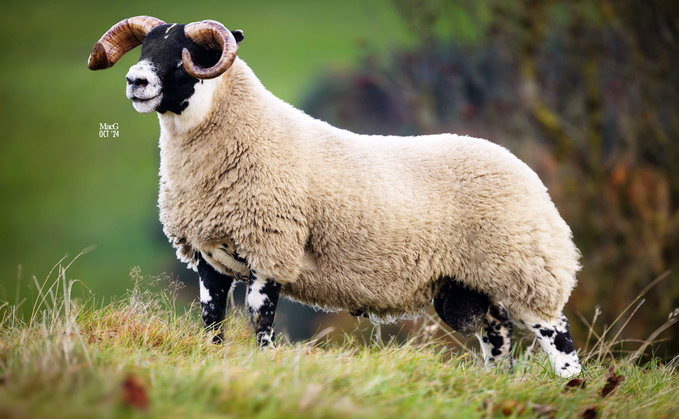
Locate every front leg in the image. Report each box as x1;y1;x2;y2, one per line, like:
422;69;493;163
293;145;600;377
197;253;234;343
247;270;281;347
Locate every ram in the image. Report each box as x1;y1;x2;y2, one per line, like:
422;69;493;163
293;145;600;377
88;16;582;377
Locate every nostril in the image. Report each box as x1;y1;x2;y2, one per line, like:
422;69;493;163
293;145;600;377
126;77;148;87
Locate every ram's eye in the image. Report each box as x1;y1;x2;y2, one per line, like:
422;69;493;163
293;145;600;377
176;61;183;68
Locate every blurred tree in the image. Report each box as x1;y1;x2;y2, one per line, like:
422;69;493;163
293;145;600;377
302;0;679;356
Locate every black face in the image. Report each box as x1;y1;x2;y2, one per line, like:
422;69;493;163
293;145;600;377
143;24;221;114
129;23;221;114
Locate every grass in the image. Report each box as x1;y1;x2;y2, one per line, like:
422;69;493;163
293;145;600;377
0;258;677;419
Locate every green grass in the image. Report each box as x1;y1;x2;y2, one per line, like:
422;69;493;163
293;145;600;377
1;259;677;418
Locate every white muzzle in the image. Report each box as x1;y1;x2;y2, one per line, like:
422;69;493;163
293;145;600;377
125;60;163;113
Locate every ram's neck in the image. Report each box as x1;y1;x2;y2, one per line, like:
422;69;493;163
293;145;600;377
214;58;310;148
155;58;313;258
156;57;311;201
158;58;297;150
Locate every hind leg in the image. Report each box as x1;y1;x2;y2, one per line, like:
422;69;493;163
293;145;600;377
433;280;489;337
520;314;581;377
476;302;514;372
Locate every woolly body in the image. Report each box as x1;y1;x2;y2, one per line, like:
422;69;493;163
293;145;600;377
158;58;580;325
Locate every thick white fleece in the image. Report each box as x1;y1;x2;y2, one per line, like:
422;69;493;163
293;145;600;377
157;58;580;324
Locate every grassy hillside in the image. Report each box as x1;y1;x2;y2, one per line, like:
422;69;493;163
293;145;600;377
1;260;677;418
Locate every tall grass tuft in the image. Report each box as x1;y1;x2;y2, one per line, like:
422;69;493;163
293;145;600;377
1;256;677;418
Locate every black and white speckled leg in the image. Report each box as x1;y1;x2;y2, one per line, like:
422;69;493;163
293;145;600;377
475;302;514;372
247;271;281;348
522;314;581;377
197;253;234;343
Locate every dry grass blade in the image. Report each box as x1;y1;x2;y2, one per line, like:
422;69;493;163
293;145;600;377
581;306;601;356
627;312;679;365
601;272;669;339
606;299;646;357
29;254;68;323
28;248;95;325
578;272;672;363
423;312;471;354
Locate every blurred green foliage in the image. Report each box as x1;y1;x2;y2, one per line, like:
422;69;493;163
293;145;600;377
0;0;408;301
303;0;679;356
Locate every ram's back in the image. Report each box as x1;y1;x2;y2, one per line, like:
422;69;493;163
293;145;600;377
283;127;578;321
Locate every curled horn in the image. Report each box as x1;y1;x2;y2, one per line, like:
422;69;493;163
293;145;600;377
182;20;240;79
88;16;166;70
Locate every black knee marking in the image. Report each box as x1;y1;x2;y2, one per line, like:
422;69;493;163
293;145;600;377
489;303;510;322
247;271;281;347
433;279;490;337
546;328;575;354
533;315;576;356
527;314;581;376
554;332;575;354
539;329;554;338
197;254;234;343
488;335;504;357
554;315;576;354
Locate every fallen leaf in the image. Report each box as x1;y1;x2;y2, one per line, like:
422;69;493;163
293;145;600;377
601;365;625;397
564;377;586;391
121;373;150;411
581;406;598;418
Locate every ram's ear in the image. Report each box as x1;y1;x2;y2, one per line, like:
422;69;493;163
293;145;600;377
231;30;244;46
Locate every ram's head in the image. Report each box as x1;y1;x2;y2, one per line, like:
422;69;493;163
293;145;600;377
88;16;243;114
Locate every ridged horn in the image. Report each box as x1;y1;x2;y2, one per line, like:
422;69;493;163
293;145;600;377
182;20;239;79
88;16;166;70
